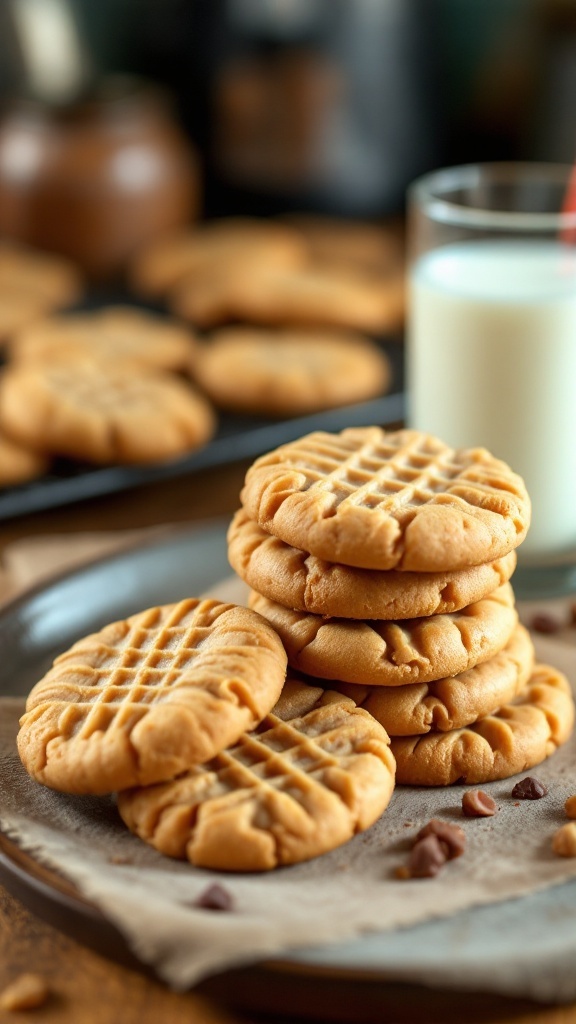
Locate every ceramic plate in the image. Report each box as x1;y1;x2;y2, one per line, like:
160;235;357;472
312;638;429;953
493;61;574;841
1;522;575;1019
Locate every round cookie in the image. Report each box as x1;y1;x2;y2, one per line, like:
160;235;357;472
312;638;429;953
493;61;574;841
17;599;288;795
117;675;396;871
172;263;404;333
228;508;518;619
0;291;62;342
194;328;391;418
333;623;534;736
10;306;198;373
390;664;574;785
240;427;531;571
0;361;215;465
249;583;518;686
285;215;404;276
131;218;307;298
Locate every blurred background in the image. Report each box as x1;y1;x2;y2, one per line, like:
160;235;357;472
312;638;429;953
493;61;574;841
0;0;574;510
0;0;574;241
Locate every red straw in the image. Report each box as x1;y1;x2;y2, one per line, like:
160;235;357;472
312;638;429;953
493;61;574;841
561;162;576;243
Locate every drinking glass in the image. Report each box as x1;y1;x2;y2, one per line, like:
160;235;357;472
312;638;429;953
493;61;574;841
407;162;576;597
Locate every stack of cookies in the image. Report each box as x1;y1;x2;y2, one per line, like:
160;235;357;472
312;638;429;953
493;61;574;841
229;426;575;787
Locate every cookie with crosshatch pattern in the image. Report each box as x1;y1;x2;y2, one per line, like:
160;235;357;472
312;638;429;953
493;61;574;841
0;360;215;465
390;664;574;785
240;427;531;572
17;599;287;795
118;675;396;871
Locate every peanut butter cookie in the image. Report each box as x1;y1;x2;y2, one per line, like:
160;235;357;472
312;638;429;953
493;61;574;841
249;583;518;686
228;509;517;619
0;361;215;464
18;599;287;794
118;675;395;870
240;427;531;571
195;328;391;417
390;664;574;785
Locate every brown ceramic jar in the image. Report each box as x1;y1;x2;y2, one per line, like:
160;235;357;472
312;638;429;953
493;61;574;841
0;77;200;280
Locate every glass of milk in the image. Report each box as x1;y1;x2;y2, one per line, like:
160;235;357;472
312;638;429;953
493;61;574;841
407;162;576;596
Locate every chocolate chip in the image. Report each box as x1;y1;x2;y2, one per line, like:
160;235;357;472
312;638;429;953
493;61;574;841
193;883;234;911
530;613;562;635
408;835;447;878
416;819;466;859
462;790;498;818
511;776;548;800
571;602;576;627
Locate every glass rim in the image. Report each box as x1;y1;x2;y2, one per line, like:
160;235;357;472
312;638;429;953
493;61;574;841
409;161;576;230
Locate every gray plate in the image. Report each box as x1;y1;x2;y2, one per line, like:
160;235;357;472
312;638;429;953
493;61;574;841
1;522;575;1016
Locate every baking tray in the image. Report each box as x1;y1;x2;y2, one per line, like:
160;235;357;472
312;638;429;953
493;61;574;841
0;295;404;522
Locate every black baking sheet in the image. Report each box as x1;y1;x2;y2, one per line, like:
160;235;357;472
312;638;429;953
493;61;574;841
0;289;404;521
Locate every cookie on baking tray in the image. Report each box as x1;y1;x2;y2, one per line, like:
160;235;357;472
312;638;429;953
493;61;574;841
131;218;307;298
0;361;215;465
17;599;287;795
227;509;518;619
249;584;518;686
390;664;574;786
171;262;405;334
9;306;198;374
194;328;392;417
240;427;531;572
332;623;534;736
117;674;396;871
285;215;405;276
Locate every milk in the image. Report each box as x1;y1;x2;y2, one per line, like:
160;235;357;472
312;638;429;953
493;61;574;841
408;240;576;560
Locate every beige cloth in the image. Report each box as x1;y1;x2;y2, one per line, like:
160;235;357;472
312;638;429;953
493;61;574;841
1;533;576;997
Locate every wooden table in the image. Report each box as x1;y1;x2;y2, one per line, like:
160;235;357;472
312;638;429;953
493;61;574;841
1;460;575;1024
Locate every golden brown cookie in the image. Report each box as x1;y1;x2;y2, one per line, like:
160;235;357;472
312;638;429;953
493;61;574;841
10;306;198;373
228;508;518;619
249;583;518;686
333;623;534;736
286;215;404;276
131;218;307;297
17;599;287;795
194;328;391;417
0;424;49;486
0;361;215;465
117;675;395;871
171;262;405;333
241;427;531;571
0;243;82;308
390;664;574;785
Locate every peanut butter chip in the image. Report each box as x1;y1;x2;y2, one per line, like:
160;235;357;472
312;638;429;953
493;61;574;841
416;819;466;859
408;835;447;878
565;795;576;819
552;823;576;858
462;790;498;818
0;974;50;1011
511;777;548;800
